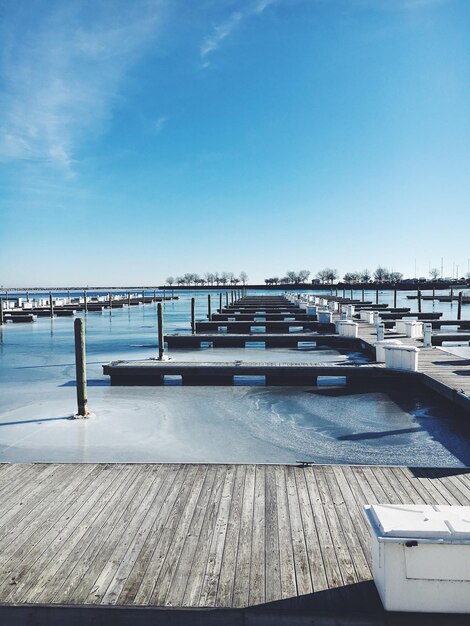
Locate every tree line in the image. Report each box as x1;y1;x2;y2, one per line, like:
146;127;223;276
166;272;248;287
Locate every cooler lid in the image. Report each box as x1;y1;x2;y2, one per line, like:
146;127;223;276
366;504;470;541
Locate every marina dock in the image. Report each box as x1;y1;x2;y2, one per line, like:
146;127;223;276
1;462;469;625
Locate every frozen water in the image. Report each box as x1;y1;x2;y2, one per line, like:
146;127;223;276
0;289;469;465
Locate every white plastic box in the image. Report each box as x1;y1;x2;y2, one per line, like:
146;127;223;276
362;311;374;324
405;320;423;339
383;344;419;371
337;320;358;337
318;310;332;324
364;504;470;613
395;317;418;334
374;339;402;362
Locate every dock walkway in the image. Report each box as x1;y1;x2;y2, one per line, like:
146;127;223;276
1;462;469;625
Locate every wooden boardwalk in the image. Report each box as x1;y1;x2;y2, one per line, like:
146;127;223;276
1;462;470;625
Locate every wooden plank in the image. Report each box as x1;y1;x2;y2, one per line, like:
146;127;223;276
315;467;357;586
28;465;139;604
231;465;256;608
102;464;180;606
275;465;297;599
126;464;194;605
264;464;281;603
88;464;165;604
0;463;99;575
181;465;227;607
293;466;329;592
149;464;209;606
198;464;238;607
248;465;266;606
163;465;219;607
304;466;342;589
4;465;130;603
118;465;191;604
285;465;312;596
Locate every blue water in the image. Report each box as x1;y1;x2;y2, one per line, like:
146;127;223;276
0;289;469;465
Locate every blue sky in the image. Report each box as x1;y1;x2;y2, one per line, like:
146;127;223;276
1;0;469;286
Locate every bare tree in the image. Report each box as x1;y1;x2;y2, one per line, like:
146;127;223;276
360;269;371;282
239;271;248;285
429;268;440;280
374;266;390;283
166;276;174;286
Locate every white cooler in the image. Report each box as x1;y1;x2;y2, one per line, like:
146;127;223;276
364;504;470;613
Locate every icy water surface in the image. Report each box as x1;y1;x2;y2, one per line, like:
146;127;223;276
0;288;469;465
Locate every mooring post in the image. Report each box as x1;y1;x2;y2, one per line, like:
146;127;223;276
432;287;435;300
74;318;89;417
225;292;229;307
219;292;223;313
0;298;3;325
342;288;345;298
231;290;234;304
26;290;29;303
127;292;131;306
191;297;196;334
207;294;212;320
142;289;145;303
394;289;397;308
417;289;422;313
84;290;88;313
458;291;463;320
157;302;164;359
49;291;54;318
350;288;353;300
108;291;112;313
362;288;365;302
67;289;70;304
375;288;379;305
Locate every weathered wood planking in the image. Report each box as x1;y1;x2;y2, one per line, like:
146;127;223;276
1;462;469;623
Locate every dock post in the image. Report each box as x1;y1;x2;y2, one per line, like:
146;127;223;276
417;289;421;313
0;298;3;325
225;292;229;307
207;294;212;320
157;302;164;359
375;288;379;305
74;318;89;417
432;287;435;300
350;288;353;300
142;290;145;303
26;290;29;303
362;288;365;302
458;291;463;320
219;292;223;313
49;292;54;318
393;289;397;308
377;323;385;342
191;297;196;334
109;291;112;313
127;292;131;306
342;288;345;298
84;290;88;313
67;289;70;304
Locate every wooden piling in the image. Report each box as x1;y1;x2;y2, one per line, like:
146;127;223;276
127;292;131;306
458;291;463;320
191;297;196;334
350;288;353;300
84;290;88;313
362;288;365;302
157;302;164;360
375;288;379;305
342;288;346;298
109;292;112;312
219;292;223;313
0;299;3;325
393;289;397;308
207;294;212;320
49;292;54;318
225;292;229;307
417;289;422;313
74;318;89;417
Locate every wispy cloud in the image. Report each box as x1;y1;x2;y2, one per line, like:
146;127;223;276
0;0;164;174
154;116;169;133
200;0;276;68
